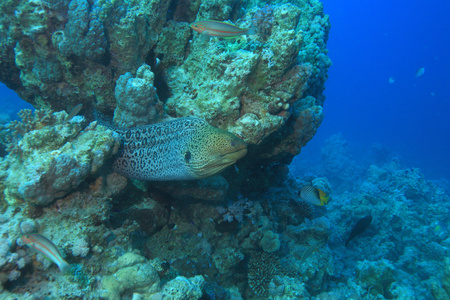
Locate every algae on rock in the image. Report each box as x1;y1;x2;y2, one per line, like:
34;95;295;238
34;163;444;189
113;64;164;128
0;109;121;206
0;0;331;166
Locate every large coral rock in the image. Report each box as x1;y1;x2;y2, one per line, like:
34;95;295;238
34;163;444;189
0;0;171;111
158;2;330;163
102;253;160;299
0;0;330;180
160;275;205;300
0;110;121;205
56;0;107;61
165;4;321;149
113;64;164;128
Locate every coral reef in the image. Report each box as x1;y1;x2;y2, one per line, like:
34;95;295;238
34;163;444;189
321;133;365;191
355;259;395;298
0;109;121;205
56;0;107;61
113;64;164;128
14;1;440;300
1;1;448;299
0;116;449;299
165;2;330;165
160;275;205;300
247;251;283;296
0;0;330;167
101;253;160;299
322;154;450;299
0;0;173;111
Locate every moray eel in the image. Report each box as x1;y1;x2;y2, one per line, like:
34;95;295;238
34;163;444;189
112;117;247;181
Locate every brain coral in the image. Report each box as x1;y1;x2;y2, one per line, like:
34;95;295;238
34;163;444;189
0;109;121;206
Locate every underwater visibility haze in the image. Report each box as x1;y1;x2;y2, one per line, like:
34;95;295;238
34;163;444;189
0;0;449;299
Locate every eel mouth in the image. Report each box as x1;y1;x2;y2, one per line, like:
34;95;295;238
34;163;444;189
220;147;248;162
210;147;248;171
193;147;248;178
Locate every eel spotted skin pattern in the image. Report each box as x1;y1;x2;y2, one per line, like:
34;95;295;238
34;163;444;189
112;117;247;181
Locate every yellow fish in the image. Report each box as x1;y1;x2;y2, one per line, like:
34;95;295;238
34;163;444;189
299;185;329;206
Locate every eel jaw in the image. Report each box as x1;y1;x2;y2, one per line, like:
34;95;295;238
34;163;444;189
194;147;248;179
220;147;248;163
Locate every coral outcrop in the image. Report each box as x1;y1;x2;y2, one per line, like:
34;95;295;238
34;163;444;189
0;0;330;166
113;64;164;128
0;109;121;206
56;0;107;61
0;124;449;299
165;2;330;164
101;253;160;299
0;0;339;299
160;275;205;300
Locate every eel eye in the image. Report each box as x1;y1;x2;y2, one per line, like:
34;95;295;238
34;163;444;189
185;151;191;162
231;141;235;147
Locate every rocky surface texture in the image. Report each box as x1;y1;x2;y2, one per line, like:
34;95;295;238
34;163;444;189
0;1;339;299
0;0;330;166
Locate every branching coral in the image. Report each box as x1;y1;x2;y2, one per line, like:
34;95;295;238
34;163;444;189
248;251;283;296
216;198;254;223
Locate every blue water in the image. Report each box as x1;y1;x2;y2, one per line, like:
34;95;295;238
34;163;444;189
300;0;450;180
0;84;33;121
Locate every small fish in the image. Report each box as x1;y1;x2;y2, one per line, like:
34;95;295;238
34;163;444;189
345;215;373;247
21;233;70;272
415;67;425;78
190;20;255;38
432;220;447;238
298;185;329;206
63;104;83;124
388;77;395;84
299;242;323;265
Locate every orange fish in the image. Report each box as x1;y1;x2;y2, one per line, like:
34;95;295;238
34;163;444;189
21;233;70;272
190;20;255;38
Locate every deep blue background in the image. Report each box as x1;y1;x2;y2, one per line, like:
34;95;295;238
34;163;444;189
1;0;449;179
301;0;450;179
0;84;33;121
